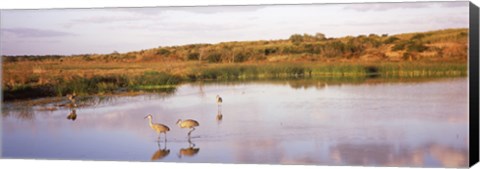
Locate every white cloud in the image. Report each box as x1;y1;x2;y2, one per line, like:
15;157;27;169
0;2;470;55
1;27;75;38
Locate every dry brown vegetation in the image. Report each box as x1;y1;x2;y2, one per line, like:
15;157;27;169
2;28;468;101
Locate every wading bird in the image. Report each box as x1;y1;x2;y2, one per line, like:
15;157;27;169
66;92;77;108
145;114;170;141
176;119;199;136
67;92;76;102
216;95;223;107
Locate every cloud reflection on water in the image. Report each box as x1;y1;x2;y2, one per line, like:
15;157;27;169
1;78;468;167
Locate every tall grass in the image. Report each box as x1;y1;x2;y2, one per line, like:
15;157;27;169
129;71;181;91
378;62;466;77
54;75;130;96
187;62;466;80
190;63;313;80
2;62;467;101
3;71;182;101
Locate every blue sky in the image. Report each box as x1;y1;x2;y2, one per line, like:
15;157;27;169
0;1;469;55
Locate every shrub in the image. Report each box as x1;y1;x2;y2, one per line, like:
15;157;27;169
411;34;425;40
406;42;428;52
157;48;170;55
384;37;399;44
206;53;222;63
289;34;304;45
234;53;248;62
392;40;408;51
187;52;200;60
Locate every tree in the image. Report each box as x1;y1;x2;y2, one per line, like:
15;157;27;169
289;34;304;45
111;51;120;56
302;33;316;42
315;33;326;40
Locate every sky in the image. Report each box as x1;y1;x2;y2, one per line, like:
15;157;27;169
0;1;470;56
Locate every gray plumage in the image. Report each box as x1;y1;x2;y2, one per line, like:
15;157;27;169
176;119;199;136
216;95;223;104
145;114;170;140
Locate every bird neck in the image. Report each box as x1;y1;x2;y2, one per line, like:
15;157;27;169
148;118;153;127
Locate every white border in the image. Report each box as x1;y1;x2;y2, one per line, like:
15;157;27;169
0;0;479;169
0;0;475;9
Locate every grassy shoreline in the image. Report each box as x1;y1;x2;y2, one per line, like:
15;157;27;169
3;28;468;101
2;61;467;101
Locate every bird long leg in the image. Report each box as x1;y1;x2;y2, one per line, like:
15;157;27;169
188;127;196;136
187;136;195;147
162;135;167;150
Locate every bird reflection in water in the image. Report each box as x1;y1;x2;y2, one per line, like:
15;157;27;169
216;108;223;124
151;139;170;161
216;94;223;124
66;92;78;121
178;136;200;158
66;108;77;121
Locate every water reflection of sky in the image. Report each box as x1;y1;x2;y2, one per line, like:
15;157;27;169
2;78;468;167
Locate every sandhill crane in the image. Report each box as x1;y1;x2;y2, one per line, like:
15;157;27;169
151;140;170;161
216;95;223;107
67;109;77;121
66;92;77;108
67;92;76;102
145;114;170;141
176;119;199;136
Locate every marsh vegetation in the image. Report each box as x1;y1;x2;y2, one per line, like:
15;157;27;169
1;27;469;166
2;28;468;101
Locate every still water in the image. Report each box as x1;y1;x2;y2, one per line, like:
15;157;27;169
2;78;469;167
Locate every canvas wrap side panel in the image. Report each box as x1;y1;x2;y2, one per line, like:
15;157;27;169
469;1;479;167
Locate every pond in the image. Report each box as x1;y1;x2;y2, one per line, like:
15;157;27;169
1;78;469;167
